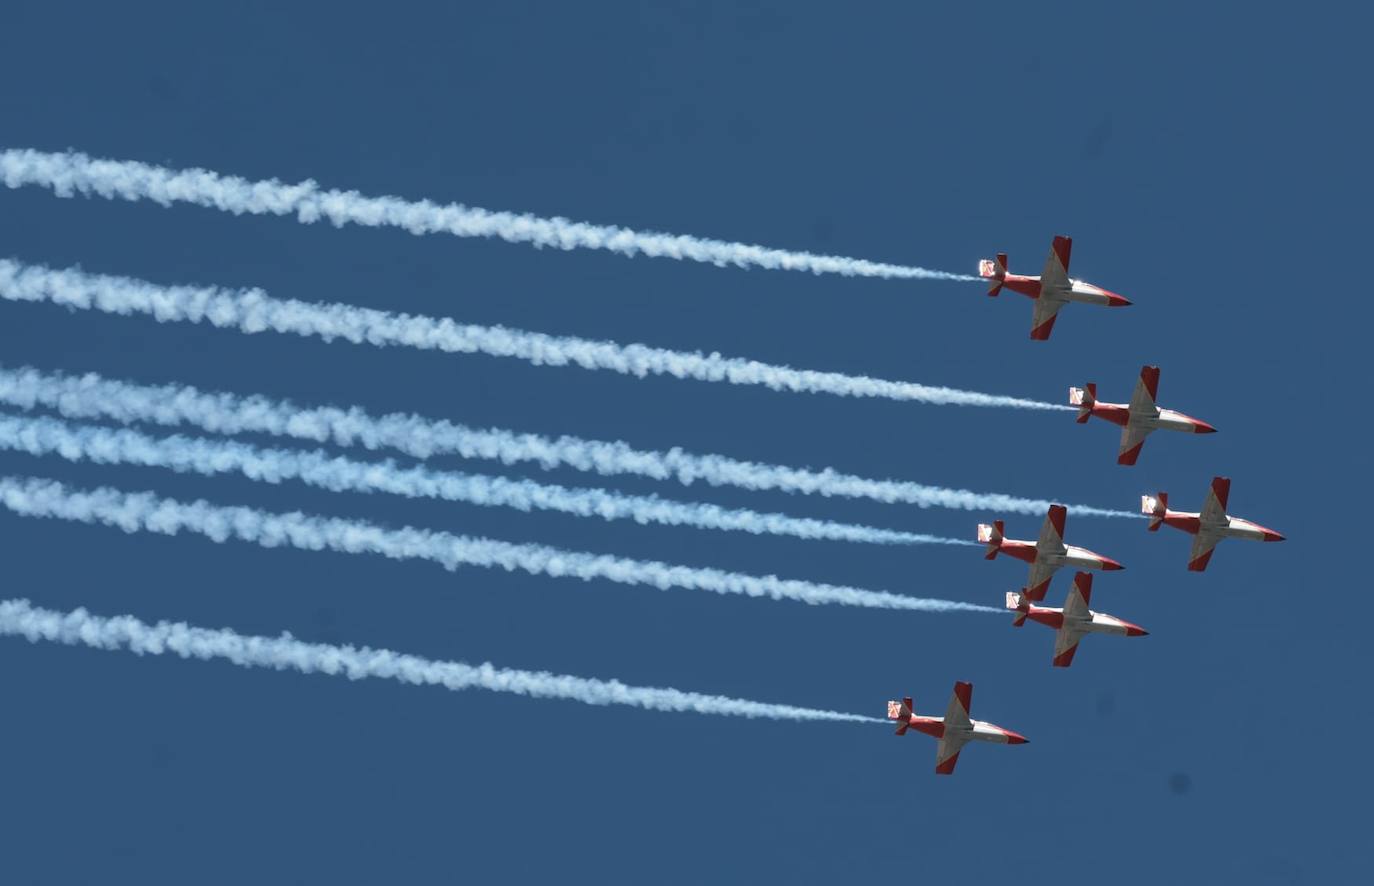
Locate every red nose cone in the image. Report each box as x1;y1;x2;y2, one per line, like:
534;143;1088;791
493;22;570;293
1126;624;1149;637
1105;292;1132;307
1193;420;1218;434
1004;731;1030;745
1262;529;1286;542
1100;557;1125;571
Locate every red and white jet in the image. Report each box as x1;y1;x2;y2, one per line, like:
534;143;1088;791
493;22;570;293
1142;477;1286;571
978;235;1131;340
1070;365;1217;465
978;504;1124;602
1005;572;1148;667
886;681;1028;775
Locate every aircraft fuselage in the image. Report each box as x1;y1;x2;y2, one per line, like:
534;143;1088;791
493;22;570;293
1160;510;1283;542
1085;400;1212;433
997;273;1127;307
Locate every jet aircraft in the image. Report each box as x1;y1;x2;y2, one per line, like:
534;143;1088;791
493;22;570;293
978;504;1124;601
1005;572;1148;667
887;681;1028;774
1071;365;1216;465
978;235;1131;340
1142;477;1285;571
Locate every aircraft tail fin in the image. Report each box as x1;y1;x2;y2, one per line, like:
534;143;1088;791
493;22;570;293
978;253;1008;296
887;697;915;735
1006;591;1029;627
1142;493;1168;531
977;520;1005;559
1069;383;1096;423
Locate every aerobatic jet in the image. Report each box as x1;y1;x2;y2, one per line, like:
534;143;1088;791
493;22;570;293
1070;365;1216;465
978;235;1131;340
978;504;1124;602
1142;477;1285;571
887;681;1028;775
1005;572;1148;667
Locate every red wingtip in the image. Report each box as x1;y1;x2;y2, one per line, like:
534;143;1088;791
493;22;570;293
1051;236;1072;270
1117;443;1144;466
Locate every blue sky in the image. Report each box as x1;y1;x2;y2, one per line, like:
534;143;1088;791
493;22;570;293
0;3;1364;883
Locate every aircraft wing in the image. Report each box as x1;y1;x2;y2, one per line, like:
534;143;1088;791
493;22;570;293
1117;423;1154;465
1025;559;1058;601
1200;477;1231;525
943;681;973;730
1036;505;1068;550
1128;366;1161;415
1063;573;1093;618
1052;626;1084;667
1039;236;1072;291
934;732;970;775
934;682;974;774
1188;529;1223;572
1029;295;1065;341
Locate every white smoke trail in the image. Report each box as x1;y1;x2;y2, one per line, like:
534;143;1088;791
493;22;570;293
0;260;1059;409
0;412;967;547
0;366;1137;518
0;598;880;723
0;477;998;613
0;147;972;283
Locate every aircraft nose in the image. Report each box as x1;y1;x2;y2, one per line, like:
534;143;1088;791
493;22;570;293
1263;529;1286;542
1004;731;1030;745
1106;292;1132;307
1194;420;1218;434
1126;625;1149;637
1100;557;1125;571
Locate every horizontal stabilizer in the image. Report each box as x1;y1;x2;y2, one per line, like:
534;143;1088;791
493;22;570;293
1142;493;1167;530
887;697;914;734
1006;591;1028;626
1069;383;1096;423
979;253;1007;296
977;520;1004;558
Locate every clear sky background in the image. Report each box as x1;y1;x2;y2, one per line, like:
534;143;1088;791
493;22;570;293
0;3;1365;883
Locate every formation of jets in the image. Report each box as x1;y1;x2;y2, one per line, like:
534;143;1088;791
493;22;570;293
888;236;1285;774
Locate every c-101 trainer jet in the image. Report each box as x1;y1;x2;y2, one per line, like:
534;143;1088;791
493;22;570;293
1142;477;1285;571
1070;365;1217;465
978;504;1124;602
887;681;1028;775
1005;572;1148;667
978;235;1131;340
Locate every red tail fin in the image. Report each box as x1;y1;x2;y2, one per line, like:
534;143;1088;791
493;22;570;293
887;697;914;735
977;520;1004;558
978;253;1008;296
1005;591;1029;626
1142;493;1167;530
1069;383;1096;423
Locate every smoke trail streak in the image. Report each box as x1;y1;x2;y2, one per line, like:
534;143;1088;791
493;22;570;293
0;598;881;723
0;366;1138;518
0;477;998;613
0;260;1059;409
0;412;968;547
0;147;971;283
